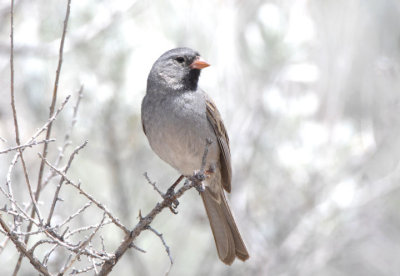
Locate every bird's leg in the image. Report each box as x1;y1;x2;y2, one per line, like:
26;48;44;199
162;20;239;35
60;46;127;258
190;164;216;193
205;164;216;177
165;175;184;214
167;175;184;195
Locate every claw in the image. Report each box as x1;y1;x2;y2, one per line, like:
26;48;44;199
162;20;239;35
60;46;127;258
165;186;180;214
168;205;179;214
195;182;205;193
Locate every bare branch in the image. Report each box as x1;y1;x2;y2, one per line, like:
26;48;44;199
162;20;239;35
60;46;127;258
10;0;18;145
147;226;173;273
0;139;56;155
57;202;92;228
36;0;72;195
97;140;210;275
98;172;204;275
144;172;164;198
129;243;146;253
39;154;130;235
9;0;42;226
59;213;106;275
4;95;71;242
13;0;73;272
28;95;71;144
43;86;84;189
64;220;113;239
46;140;88;226
0;216;51;276
5;94;71;209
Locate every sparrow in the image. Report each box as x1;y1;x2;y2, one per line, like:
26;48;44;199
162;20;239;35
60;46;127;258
141;47;249;264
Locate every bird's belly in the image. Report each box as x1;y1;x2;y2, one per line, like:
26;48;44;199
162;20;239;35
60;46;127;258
147;113;218;176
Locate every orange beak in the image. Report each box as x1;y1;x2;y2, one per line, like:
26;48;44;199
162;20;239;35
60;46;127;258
190;57;210;69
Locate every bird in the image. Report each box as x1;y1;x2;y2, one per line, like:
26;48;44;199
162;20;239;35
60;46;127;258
141;47;249;265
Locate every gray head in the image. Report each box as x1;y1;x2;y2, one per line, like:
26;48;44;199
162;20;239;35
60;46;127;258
147;47;210;93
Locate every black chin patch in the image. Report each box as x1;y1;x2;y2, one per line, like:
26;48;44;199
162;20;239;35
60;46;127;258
184;69;201;91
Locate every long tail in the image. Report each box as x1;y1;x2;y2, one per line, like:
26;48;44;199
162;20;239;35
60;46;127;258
201;187;249;265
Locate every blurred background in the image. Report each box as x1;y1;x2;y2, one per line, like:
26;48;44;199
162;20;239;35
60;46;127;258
1;0;400;275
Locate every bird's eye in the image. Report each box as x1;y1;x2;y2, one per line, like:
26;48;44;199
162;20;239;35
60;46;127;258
175;57;185;63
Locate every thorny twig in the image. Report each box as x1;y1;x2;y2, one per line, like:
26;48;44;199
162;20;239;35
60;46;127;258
59;213;107;275
0;139;56;155
0;216;51;276
46;140;89;226
12;0;73;272
97;141;212;275
39;154;130;235
147;226;173;273
3;2;215;272
42;86;84;189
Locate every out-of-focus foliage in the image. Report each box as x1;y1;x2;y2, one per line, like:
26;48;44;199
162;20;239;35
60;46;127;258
1;0;400;275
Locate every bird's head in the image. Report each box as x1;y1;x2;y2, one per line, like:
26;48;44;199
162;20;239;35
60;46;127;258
147;47;210;93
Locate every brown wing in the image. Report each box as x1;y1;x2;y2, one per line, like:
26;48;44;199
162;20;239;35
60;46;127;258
206;98;232;193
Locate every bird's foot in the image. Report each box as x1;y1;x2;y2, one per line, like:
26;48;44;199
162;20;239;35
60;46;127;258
195;182;205;193
163;175;184;214
191;170;206;182
165;186;179;214
190;170;206;193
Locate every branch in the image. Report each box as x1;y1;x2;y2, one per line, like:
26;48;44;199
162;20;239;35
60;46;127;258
97;140;212;275
0;139;55;155
13;0;73;273
147;226;173;273
36;0;72;195
39;154;130;235
42;86;83;189
0;216;51;276
46;140;88;226
98;177;202;275
59;213;106;275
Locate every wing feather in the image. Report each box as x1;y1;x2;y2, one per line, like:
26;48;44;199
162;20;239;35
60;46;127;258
205;98;232;192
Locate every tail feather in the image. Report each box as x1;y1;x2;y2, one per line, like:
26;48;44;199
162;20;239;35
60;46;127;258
201;187;249;265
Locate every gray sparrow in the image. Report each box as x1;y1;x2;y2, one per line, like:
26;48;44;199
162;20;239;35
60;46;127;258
141;47;249;264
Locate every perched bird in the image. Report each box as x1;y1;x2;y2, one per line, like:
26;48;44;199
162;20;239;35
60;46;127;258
141;47;249;265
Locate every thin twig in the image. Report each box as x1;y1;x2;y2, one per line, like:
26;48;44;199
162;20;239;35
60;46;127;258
10;0;17;145
5;96;71;236
144;172;164;197
5;150;18;221
9;0;43;225
0;187;41;227
0;139;55;154
0;216;51;276
5;94;71;210
39;154;130;235
42;244;59;266
36;0;72;196
64;220;113;239
13;0;73;273
147;226;173;273
57;202;92;228
129;243;146;253
46;140;88;226
42;86;83;189
39;228;110;261
59;213;106;275
71;262;103;275
98;177;201;275
27;95;71;145
97;141;211;275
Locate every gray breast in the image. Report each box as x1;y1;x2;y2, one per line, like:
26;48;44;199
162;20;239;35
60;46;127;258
142;91;219;175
